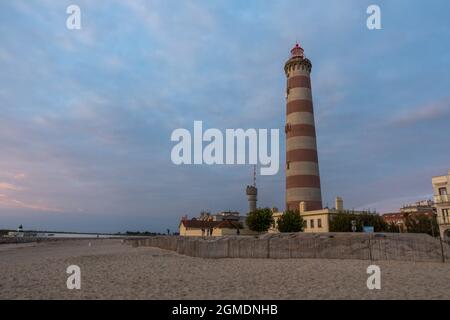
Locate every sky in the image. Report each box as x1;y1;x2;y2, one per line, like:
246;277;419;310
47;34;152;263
0;0;449;233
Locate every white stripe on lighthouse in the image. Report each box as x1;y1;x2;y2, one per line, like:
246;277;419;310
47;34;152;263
289;68;310;77
287;87;312;102
286;112;315;126
286;161;320;177
286;187;322;201
286;136;317;152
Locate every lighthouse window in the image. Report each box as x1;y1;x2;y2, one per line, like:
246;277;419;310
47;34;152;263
310;219;314;228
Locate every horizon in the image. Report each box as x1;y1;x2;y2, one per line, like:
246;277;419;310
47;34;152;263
1;0;449;234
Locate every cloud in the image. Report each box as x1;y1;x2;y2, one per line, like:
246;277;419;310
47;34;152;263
0;0;449;232
0;194;62;212
13;173;27;180
389;99;450;127
0;182;22;191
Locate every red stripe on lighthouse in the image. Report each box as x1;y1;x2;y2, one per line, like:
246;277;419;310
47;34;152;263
286;124;317;138
287;75;311;89
287;100;314;115
286;149;319;163
287;201;323;211
286;175;321;188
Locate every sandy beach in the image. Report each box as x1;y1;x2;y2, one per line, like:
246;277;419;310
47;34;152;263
1;239;449;300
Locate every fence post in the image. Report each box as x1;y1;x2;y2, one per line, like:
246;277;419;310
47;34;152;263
439;236;445;263
313;237;317;258
368;235;373;261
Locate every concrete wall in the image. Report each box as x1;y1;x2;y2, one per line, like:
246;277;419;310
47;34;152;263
127;232;450;263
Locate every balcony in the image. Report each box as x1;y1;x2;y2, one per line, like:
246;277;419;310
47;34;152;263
434;194;450;204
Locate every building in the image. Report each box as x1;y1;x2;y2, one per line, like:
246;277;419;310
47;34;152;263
179;216;242;237
400;200;434;214
432;170;450;241
270;197;369;233
381;212;406;232
284;43;322;212
179;212;256;237
211;211;241;222
381;201;435;233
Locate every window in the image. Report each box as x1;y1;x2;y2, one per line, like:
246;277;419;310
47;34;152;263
310;219;314;228
318;219;322;228
443;209;449;223
439;187;448;195
285;123;291;133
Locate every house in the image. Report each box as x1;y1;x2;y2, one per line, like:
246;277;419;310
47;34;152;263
381;201;435;233
179;216;242;237
270;197;374;233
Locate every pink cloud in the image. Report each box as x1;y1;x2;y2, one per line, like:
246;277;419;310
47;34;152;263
0;193;62;212
13;173;26;180
0;182;22;191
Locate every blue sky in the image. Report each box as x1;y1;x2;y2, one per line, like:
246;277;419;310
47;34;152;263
0;0;449;233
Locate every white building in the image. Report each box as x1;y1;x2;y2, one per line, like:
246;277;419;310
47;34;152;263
432;170;450;241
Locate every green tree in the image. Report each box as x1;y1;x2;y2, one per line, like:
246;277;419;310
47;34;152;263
277;210;304;232
405;213;439;236
329;212;389;232
246;208;274;233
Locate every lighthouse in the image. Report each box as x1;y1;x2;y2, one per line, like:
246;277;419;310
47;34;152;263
284;43;323;211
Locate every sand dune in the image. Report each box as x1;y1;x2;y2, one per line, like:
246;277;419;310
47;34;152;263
1;239;449;300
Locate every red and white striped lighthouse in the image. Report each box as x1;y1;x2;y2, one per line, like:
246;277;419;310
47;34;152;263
284;43;323;211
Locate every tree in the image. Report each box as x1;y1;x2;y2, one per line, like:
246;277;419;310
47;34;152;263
277;210;304;232
246;208;274;233
404;213;439;236
386;222;400;233
329;212;389;232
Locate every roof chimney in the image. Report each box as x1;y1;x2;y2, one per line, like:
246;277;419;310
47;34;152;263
335;197;344;211
299;201;307;213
